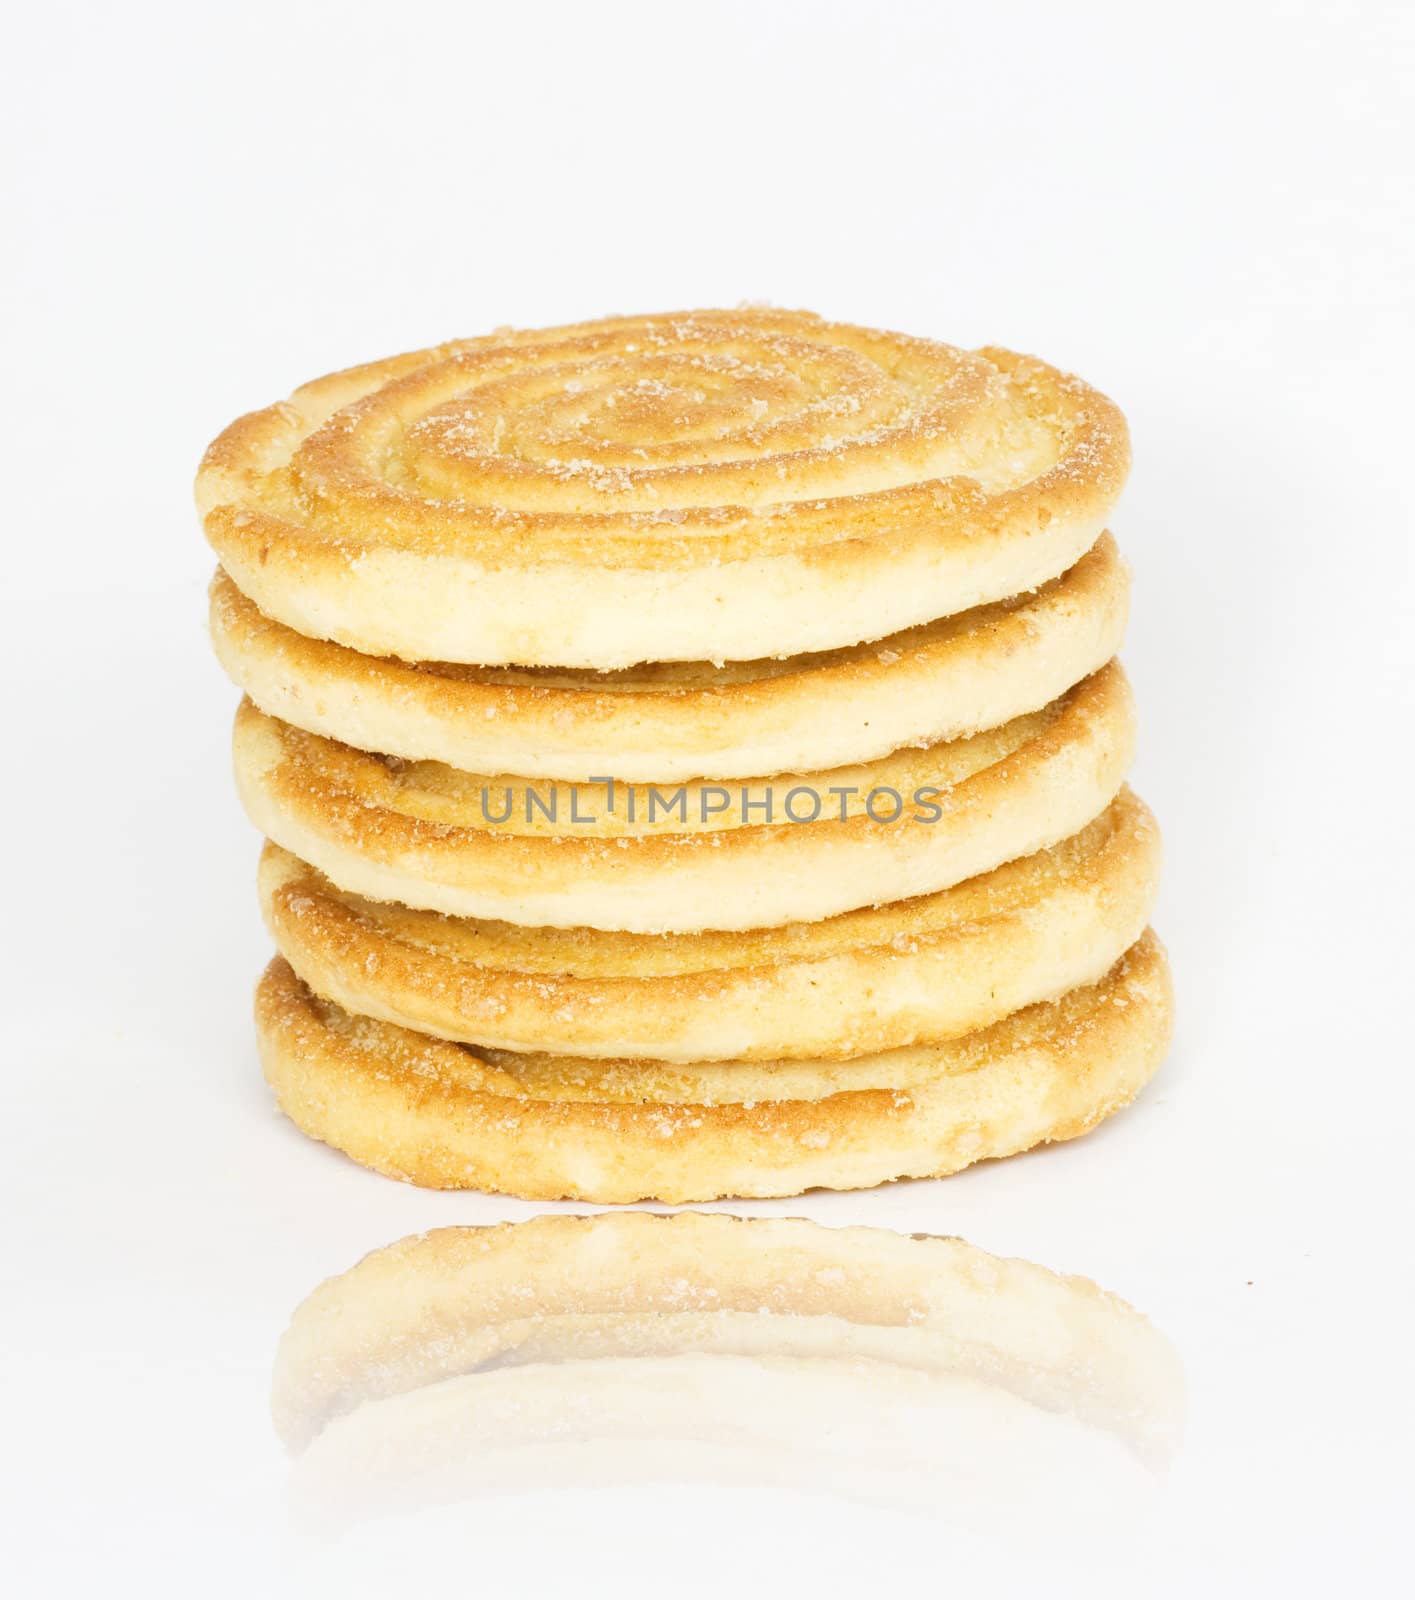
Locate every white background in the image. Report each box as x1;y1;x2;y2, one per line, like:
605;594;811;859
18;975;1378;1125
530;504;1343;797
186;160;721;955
4;1;1412;1594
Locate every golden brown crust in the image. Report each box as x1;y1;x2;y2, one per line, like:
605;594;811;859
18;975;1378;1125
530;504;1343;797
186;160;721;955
209;535;1129;780
259;789;1159;1061
198;309;1130;668
233;660;1136;932
272;1212;1184;1474
254;930;1172;1203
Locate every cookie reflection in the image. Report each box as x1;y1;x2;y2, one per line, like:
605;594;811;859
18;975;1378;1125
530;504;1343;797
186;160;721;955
273;1213;1183;1532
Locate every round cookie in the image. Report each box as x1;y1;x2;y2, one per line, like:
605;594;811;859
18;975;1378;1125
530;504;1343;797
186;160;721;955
210;534;1128;781
254;930;1172;1203
234;661;1135;934
198;308;1130;669
259;788;1159;1061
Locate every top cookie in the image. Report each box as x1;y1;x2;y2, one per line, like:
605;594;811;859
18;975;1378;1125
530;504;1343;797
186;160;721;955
198;309;1128;669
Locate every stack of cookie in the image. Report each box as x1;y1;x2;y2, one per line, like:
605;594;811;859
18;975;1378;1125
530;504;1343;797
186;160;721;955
199;308;1171;1202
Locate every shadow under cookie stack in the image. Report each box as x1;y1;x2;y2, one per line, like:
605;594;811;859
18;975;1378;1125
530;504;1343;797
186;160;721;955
199;308;1172;1203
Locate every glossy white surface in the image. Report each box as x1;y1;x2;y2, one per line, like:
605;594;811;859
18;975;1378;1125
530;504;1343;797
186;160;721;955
4;2;1411;1594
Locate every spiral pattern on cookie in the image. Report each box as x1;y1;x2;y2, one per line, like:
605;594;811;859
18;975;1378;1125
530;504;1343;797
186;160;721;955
199;309;1130;667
